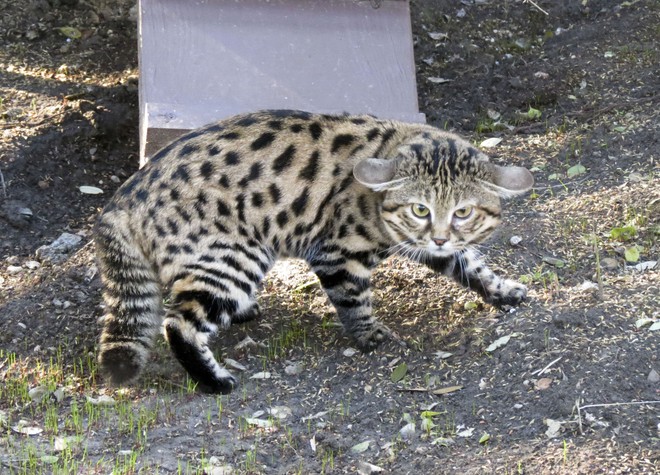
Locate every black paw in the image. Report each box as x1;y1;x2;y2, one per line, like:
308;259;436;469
487;280;527;308
195;373;238;394
98;345;145;386
231;304;262;325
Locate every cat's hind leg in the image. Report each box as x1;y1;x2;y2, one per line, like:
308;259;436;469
96;216;163;387
164;250;268;393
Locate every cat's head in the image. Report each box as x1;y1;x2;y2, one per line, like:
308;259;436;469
353;133;533;257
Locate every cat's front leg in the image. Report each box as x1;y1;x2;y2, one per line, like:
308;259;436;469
427;249;527;307
310;254;397;351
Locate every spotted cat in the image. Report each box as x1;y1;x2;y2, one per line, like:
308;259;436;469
95;110;534;393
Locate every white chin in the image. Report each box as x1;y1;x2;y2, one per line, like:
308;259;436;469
427;246;455;258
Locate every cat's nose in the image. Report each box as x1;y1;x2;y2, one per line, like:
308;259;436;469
432;238;448;247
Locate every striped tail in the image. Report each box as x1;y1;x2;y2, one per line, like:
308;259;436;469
95;214;163;386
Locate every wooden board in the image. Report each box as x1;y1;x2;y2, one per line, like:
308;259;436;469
139;0;424;164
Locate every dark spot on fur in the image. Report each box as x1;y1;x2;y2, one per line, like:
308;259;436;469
251;132;276;151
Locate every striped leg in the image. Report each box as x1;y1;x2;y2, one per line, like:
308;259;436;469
311;255;388;351
427;249;527;307
96;221;163;386
163;254;265;393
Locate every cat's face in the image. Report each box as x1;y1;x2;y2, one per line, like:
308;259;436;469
379;179;503;257
353;135;534;258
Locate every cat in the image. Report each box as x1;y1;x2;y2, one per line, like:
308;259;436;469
95;110;534;393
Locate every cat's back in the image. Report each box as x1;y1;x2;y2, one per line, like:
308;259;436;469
102;110;428;219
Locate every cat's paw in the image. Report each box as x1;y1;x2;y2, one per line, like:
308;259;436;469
231;304;261;325
353;322;407;352
196;371;238;394
486;279;527;308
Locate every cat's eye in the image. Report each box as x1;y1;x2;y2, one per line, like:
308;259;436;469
411;203;430;218
453;206;473;219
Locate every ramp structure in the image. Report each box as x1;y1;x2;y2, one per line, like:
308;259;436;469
138;0;423;164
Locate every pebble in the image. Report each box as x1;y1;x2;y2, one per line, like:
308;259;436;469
24;260;41;270
648;369;659;383
509;235;523;246
36;232;83;264
284;363;302;375
600;257;619;271
399;422;416;439
7;265;23;274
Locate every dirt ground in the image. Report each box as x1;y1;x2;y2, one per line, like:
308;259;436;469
0;0;658;473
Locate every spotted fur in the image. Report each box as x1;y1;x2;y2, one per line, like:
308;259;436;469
95;110;533;393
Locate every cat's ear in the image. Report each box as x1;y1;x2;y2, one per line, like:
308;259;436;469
353;158;407;191
483;163;534;197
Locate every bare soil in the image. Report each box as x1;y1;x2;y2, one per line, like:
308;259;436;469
1;0;658;473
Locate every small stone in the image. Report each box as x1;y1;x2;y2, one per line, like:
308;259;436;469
110;175;121;183
358;461;384;475
284;363;302;375
36;233;83;264
343;348;357;357
24;260;41;270
509;235;523;246
600;257;619;271
399;422;416;439
7;265;23;274
648;369;659;383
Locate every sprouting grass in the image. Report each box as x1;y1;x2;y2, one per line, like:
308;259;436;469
263;319;308;361
0;347;170;474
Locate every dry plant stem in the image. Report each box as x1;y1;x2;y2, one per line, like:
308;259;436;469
0;168;6;198
531;356;562;376
593;230;605;300
524;0;548;16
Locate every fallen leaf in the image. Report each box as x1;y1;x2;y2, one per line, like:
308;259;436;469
85;395;116;406
431;437;455;446
624;246;640;263
431;385;463;396
56;26;82;39
12;422;43;436
301;410;328;422
351;440;371;454
457;427;474;438
485;335;512;352
244;417;273;429
434;351;453;359
427;77;452;84
545;418;562;438
635;318;654;329
79;186;103;195
391;362;408;383
250;371;271;380
480;137;502;148
267;406;292;420
479;433;490;444
542;256;565;268
567;164;586;178
428;32;448;41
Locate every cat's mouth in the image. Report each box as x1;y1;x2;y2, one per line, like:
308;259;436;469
425;241;459;258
